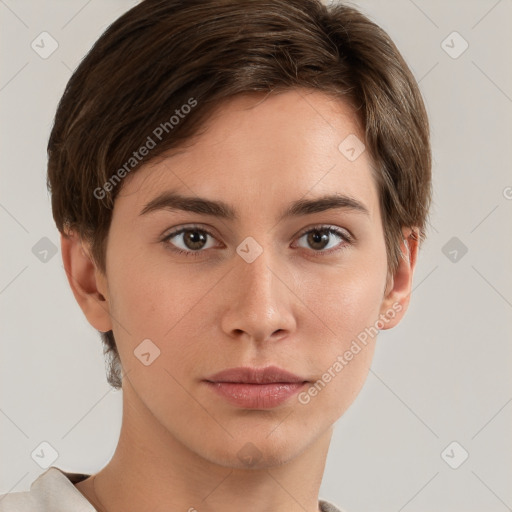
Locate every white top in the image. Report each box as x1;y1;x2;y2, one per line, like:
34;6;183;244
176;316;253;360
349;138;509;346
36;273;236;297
0;466;345;512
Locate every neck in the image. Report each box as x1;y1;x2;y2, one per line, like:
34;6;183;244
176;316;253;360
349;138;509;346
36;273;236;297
83;379;333;512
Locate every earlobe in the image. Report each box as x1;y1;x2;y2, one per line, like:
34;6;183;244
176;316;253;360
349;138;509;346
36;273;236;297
379;228;419;330
60;231;112;333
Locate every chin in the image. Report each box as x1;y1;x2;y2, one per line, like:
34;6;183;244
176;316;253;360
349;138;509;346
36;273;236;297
196;429;312;470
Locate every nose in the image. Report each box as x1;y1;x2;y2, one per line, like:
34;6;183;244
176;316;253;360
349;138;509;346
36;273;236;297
220;246;297;344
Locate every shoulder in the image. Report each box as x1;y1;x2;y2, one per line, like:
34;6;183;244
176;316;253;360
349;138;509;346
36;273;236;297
0;489;37;511
0;467;95;512
319;498;348;512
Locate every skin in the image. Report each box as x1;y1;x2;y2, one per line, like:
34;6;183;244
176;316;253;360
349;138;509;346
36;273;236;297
63;89;418;512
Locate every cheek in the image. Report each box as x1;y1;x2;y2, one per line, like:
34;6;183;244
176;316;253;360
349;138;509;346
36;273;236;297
106;238;185;324
297;285;381;424
333;270;385;337
106;247;221;374
294;251;386;419
302;247;387;343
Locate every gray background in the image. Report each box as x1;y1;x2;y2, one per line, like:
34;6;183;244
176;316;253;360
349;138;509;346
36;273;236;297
1;1;511;511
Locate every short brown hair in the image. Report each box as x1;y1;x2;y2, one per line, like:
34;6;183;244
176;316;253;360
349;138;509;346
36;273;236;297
47;0;432;389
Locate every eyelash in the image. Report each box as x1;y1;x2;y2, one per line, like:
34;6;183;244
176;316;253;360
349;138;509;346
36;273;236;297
161;224;354;259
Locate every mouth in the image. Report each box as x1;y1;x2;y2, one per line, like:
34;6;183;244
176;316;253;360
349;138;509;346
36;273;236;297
203;365;309;409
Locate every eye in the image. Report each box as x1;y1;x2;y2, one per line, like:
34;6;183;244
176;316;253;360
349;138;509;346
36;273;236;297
161;224;353;258
293;225;352;255
162;225;218;257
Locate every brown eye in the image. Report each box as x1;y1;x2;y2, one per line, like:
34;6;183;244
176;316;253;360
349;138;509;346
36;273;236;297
295;226;351;254
180;230;208;250
305;230;331;251
163;226;217;256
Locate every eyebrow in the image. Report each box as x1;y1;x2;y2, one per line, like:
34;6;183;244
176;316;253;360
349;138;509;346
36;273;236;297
139;191;370;221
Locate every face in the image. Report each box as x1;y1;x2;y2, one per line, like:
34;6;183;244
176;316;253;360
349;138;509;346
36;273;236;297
84;89;408;469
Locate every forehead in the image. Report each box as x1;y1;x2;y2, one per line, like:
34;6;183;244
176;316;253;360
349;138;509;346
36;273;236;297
114;89;379;224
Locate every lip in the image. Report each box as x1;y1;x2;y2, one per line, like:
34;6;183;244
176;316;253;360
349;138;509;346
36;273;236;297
205;365;306;384
203;366;309;409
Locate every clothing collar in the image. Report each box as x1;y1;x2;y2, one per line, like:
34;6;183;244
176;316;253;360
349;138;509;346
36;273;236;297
33;466;343;512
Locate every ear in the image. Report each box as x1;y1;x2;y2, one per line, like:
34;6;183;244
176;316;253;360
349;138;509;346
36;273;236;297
378;227;419;330
60;230;112;333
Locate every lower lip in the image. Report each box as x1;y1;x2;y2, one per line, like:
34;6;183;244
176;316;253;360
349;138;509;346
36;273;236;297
204;381;307;409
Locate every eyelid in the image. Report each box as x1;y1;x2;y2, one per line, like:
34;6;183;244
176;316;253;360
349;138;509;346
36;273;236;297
294;223;354;243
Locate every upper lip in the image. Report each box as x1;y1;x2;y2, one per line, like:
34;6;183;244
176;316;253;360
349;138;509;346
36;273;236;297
204;365;307;384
